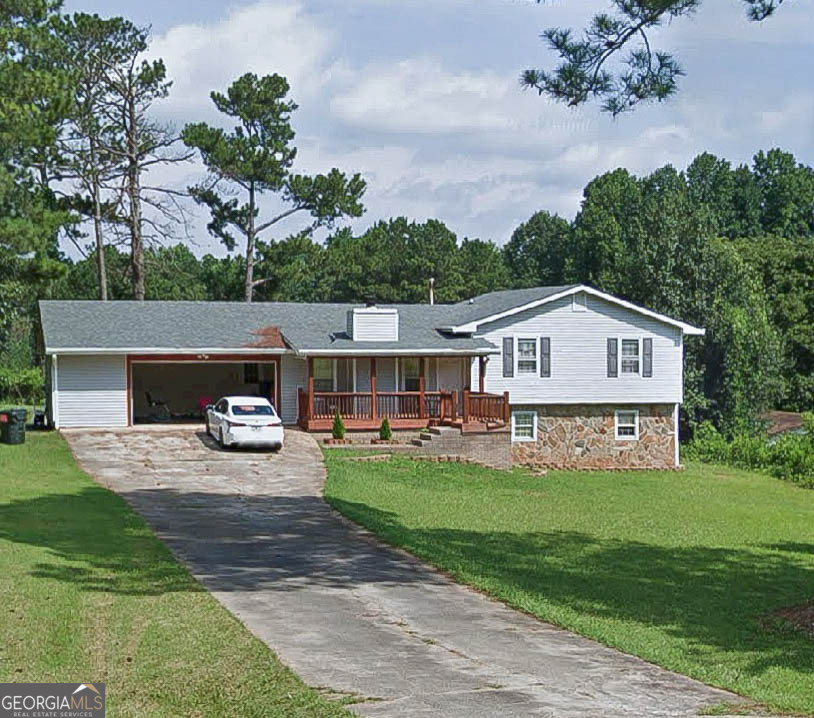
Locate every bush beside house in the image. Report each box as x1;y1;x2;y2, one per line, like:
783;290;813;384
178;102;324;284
379;418;391;441
685;416;814;488
332;409;346;440
0;367;44;405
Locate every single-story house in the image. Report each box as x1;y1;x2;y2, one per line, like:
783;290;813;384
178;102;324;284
39;284;704;469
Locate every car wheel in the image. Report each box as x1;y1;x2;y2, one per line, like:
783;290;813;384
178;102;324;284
219;427;229;449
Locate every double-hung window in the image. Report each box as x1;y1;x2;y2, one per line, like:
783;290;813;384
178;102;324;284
615;409;639;440
620;339;640;375
313;358;334;392
401;357;420;391
517;338;538;374
511;411;537;442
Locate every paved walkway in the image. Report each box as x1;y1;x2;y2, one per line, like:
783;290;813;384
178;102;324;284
65;428;743;717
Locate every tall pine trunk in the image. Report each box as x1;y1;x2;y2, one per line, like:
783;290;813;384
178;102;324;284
90;139;108;301
126;95;145;301
243;182;256;302
93;183;108;301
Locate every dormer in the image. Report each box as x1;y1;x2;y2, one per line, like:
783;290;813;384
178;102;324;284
348;305;399;341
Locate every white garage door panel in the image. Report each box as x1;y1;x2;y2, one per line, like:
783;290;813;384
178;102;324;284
57;355;128;427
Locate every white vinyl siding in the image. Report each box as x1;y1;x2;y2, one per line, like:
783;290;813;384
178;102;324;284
56;355;127;427
351;308;399;341
280;354;306;424
474;294;683;404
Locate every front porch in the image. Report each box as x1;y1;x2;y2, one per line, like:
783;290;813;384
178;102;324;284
296;355;508;431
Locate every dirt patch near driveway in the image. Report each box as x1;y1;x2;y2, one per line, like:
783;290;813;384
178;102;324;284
771;602;814;638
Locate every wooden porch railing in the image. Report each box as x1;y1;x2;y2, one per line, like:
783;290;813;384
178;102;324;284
462;390;510;424
298;389;456;423
298;388;509;427
311;392;372;420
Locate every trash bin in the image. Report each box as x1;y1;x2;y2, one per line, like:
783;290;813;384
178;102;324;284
0;408;27;445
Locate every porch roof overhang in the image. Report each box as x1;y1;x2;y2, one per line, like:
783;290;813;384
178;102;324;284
292;346;497;357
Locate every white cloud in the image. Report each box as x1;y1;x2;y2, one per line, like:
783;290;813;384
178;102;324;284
63;0;810;262
149;0;334;123
759;94;814;134
329;55;597;141
330;57;514;134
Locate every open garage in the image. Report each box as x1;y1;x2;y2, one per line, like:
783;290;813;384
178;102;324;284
129;357;280;424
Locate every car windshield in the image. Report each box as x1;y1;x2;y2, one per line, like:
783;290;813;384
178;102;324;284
232;404;274;416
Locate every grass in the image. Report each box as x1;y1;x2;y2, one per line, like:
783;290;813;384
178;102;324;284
0;433;351;718
324;452;814;715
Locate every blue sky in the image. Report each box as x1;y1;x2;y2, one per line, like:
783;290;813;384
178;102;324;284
62;0;814;256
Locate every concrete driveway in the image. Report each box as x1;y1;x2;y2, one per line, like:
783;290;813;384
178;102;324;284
64;427;742;717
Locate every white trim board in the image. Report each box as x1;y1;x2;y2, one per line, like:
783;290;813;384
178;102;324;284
444;285;705;336
46;347;288;356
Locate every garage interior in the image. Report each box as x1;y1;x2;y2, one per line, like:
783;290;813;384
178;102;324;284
131;361;278;423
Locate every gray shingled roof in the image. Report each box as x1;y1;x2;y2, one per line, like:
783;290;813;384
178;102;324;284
39;300;497;354
447;285;579;326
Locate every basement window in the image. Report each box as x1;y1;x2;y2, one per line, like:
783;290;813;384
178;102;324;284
511;411;537;442
615;409;639;440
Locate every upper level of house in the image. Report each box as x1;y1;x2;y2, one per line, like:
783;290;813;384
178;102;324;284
455;286;704;405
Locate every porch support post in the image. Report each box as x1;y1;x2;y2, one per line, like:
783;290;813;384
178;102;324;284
463;389;470;424
307;357;314;422
370;357;377;421
418;357;426;420
478;356;486;394
503;391;510;424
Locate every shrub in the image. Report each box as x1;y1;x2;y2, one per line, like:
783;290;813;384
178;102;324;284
0;366;44;404
379;417;392;441
331;408;345;440
768;434;814;488
684;421;729;463
686;419;814;488
729;433;771;470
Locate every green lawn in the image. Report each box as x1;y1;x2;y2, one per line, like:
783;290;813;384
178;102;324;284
0;433;351;718
324;452;814;715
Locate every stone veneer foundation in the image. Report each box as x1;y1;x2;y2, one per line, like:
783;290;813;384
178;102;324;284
511;404;676;470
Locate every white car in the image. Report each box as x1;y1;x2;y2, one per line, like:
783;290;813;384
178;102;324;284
206;396;284;450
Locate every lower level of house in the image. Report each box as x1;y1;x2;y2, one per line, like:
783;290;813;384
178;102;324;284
45;353;680;469
510;403;678;470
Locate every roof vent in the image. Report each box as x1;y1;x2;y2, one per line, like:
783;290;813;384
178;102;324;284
351;306;399;341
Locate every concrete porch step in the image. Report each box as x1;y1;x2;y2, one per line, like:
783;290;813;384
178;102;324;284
429;426;460;437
